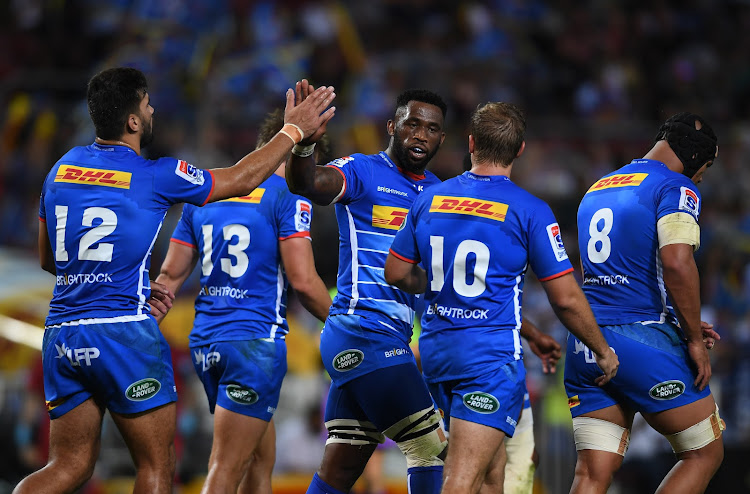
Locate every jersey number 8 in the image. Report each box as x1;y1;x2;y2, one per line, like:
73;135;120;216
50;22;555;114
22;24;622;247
587;208;613;264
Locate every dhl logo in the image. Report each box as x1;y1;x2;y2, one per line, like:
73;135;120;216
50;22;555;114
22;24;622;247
429;195;508;221
372;205;408;230
568;395;580;409
223;188;265;203
54;165;131;189
586;173;648;193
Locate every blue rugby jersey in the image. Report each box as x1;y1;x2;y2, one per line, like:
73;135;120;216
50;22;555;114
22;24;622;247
326;152;441;341
389;172;573;382
39;143;214;326
577;159;702;326
171;174;313;346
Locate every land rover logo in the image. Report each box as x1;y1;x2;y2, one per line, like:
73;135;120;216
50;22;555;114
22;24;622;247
332;350;364;372
226;384;259;405
649;380;685;400
126;378;161;401
463;392;499;414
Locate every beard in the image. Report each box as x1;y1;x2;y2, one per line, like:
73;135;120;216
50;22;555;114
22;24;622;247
392;139;439;173
140;116;154;148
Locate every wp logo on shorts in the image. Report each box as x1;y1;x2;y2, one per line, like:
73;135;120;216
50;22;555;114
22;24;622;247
223;188;265;203
429;195;508;222
586;173;648;193
649;380;685;400
125;378;161;401
372;205;408;230
332;349;364;372
463;392;500;414
226;384;259;405
54;165;131;189
55;342;99;366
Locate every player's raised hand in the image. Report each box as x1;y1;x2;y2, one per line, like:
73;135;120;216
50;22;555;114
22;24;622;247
687;339;712;391
527;332;562;374
148;280;175;324
284;82;335;145
701;320;720;350
594;347;619;386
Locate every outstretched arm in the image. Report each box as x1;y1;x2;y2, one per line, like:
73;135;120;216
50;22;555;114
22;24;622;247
209;85;336;203
541;273;618;385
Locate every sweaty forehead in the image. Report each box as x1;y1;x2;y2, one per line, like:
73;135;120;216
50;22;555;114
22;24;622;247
397;101;444;126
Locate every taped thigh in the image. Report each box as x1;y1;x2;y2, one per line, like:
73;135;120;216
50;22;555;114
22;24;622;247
325;418;385;447
572;416;630;456
665;405;725;453
383;406;447;468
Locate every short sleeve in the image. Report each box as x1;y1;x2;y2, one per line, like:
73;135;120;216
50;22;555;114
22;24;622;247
656;180;701;223
170;204;198;249
389;198;422;264
154;157;215;207
278;190;313;240
527;203;574;281
324;154;370;204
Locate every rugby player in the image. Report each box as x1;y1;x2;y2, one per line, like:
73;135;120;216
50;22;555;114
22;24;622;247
566;112;724;494
19;67;334;494
385;101;618;494
287;82;448;494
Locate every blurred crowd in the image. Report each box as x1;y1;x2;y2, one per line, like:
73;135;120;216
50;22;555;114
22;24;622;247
1;0;749;492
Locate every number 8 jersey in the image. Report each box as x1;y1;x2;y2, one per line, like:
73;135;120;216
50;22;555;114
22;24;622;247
39;143;215;327
577;159;702;326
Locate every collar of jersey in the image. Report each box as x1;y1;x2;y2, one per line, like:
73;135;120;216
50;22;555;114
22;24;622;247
378;151;426;181
464;171;511;183
631;158;667;168
91;142;138;155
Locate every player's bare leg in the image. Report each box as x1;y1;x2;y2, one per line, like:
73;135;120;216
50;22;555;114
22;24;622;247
642;395;724;494
199;405;269;494
110;402;176;494
479;439;506;494
441;417;506;494
316;442;378;492
13;398;104;494
569;404;634;494
238;418;276;494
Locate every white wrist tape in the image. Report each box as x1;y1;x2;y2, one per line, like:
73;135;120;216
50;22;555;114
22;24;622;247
292;143;316;158
665;404;725;453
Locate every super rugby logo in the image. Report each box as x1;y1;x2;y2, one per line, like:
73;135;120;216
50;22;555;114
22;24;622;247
429;196;508;221
54;165;131;189
175;159;205;185
223;188;265;203
463;392;500;414
372;205;408;230
679;187;700;219
649;380;685;400
332;349;364;372
329;156;354;168
226;384;259;405
125;378;161;401
586;173;648;193
295;200;312;231
546;223;569;261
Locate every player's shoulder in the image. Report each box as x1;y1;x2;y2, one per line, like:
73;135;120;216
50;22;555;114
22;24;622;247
326;153;369;169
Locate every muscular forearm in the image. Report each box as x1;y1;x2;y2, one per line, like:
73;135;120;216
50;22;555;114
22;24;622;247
295;277;332;323
287;155;342;205
384;255;427;294
663;262;702;343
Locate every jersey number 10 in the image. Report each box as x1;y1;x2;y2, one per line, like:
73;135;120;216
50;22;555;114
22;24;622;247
429;235;489;297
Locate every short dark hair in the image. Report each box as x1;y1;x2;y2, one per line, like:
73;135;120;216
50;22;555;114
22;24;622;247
255;109;331;163
395;89;447;119
470;102;526;166
87;67;148;140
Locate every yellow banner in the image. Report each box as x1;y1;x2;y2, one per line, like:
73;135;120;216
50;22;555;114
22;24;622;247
587;173;648;193
54;165;131;189
372;205;408;230
223;189;265;203
429;195;508;222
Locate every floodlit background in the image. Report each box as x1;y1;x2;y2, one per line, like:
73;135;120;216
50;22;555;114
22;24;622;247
1;1;748;492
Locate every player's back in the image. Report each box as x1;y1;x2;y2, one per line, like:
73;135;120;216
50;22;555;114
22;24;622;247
40;143;212;326
577;159;701;326
172;174;312;345
327;152;441;340
396;171;572;382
